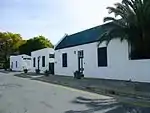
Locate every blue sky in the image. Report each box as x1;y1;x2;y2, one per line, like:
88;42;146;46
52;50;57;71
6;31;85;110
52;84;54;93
0;0;120;44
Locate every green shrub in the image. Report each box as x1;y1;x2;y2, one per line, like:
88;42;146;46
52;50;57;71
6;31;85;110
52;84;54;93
74;71;84;79
24;69;28;73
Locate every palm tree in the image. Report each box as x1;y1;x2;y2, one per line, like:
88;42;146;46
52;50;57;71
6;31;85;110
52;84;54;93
99;0;150;59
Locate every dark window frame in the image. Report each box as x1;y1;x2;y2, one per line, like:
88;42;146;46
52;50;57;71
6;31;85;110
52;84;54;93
11;62;13;68
42;56;45;67
78;50;84;58
97;47;107;67
16;61;17;68
62;53;67;67
33;57;36;67
129;43;150;60
23;58;31;60
49;54;55;58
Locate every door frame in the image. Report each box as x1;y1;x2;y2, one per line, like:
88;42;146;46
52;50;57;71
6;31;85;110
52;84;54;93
49;63;54;74
78;50;84;74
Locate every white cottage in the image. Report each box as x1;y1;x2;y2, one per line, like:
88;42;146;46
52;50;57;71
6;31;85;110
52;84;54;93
10;54;31;71
31;48;54;74
55;23;150;83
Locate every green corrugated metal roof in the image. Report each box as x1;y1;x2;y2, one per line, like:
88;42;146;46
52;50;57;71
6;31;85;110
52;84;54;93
55;22;114;50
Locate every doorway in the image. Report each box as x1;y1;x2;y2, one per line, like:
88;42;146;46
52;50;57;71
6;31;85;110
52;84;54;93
49;63;54;74
78;50;84;74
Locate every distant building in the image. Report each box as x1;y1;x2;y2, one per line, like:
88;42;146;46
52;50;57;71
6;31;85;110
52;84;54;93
10;54;31;71
31;48;55;74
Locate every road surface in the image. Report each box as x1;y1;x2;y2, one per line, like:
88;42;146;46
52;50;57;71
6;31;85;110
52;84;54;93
0;72;150;113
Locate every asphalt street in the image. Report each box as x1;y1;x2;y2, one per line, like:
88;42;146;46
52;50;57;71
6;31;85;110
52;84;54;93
0;72;150;113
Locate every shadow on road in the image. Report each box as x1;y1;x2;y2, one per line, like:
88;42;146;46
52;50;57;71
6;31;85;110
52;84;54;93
65;96;150;113
0;70;12;74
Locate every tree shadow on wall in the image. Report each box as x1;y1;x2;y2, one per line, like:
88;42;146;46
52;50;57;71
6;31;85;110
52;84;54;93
65;96;149;113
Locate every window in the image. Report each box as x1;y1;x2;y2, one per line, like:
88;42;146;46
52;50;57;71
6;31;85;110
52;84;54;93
16;61;17;68
49;54;55;58
129;44;150;60
11;62;13;68
62;53;67;67
78;50;84;58
23;58;31;60
33;57;36;67
42;56;45;67
97;47;107;67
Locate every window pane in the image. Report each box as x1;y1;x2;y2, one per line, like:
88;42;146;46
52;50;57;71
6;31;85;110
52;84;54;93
11;62;13;68
42;56;45;67
23;58;31;60
62;53;67;67
33;57;36;67
97;47;107;67
49;54;55;58
130;44;150;60
16;61;17;68
78;50;84;58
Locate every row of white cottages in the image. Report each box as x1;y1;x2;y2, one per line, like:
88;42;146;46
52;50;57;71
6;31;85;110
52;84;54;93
10;23;150;83
10;48;55;74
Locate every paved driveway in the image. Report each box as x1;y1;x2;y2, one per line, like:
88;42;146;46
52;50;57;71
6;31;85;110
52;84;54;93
0;72;150;113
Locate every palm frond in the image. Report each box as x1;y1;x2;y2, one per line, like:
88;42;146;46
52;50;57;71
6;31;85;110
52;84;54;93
103;17;116;22
98;24;128;46
122;0;136;11
99;0;150;58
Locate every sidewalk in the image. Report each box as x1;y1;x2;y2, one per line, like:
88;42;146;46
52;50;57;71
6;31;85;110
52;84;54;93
15;74;150;98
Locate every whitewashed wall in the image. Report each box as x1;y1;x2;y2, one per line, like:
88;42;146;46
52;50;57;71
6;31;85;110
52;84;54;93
10;55;31;71
55;40;150;83
31;48;54;73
